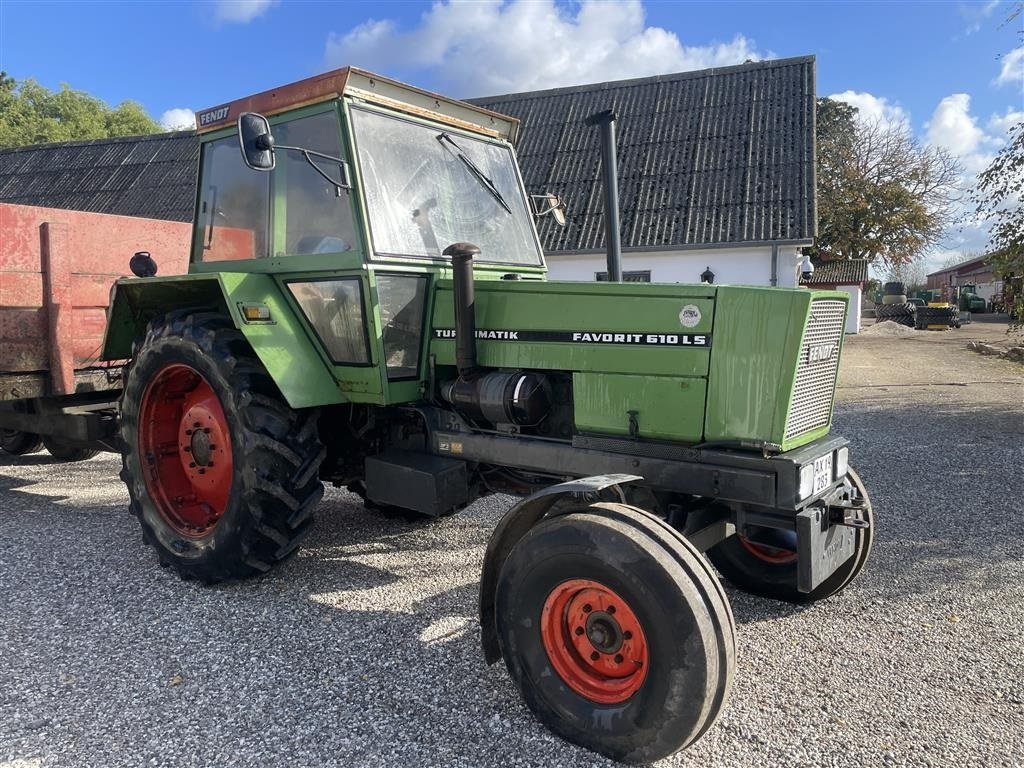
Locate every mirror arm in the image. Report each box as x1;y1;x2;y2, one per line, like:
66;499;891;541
275;144;352;196
530;194;561;217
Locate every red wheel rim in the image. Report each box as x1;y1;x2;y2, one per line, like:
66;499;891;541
739;536;798;564
138;364;233;538
540;579;648;704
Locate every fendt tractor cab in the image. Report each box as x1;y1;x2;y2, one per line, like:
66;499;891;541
100;69;874;763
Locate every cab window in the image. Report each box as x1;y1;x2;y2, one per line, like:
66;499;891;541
195;108;356;262
272;111;357;257
196;137;270;261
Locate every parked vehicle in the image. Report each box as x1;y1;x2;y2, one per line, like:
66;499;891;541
0;68;874;763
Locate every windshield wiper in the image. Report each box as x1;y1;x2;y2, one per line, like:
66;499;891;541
437;133;512;215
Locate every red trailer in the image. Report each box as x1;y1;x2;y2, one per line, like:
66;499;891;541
0;203;190;458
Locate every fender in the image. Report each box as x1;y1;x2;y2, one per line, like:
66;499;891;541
101;272;344;409
478;473;642;665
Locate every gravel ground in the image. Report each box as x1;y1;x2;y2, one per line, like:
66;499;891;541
2;324;1022;768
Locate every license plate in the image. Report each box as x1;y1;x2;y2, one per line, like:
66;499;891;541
812;454;834;495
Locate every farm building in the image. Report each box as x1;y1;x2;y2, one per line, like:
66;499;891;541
2;58;818;291
799;258;868;334
470;56;817;288
926;254;1001;305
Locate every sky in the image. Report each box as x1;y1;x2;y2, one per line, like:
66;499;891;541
1;0;1021;273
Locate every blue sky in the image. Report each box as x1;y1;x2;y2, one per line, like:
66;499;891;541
1;0;1021;270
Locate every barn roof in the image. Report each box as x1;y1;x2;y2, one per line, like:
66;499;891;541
0;131;199;222
469;56;817;254
800;258;869;286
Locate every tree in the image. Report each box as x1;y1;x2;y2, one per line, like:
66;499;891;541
0;72;160;148
974;121;1024;325
884;261;927;292
811;98;963;269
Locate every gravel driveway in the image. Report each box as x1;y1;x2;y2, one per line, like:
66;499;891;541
2;324;1022;768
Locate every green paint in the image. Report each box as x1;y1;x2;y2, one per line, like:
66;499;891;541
102;81;850;456
574;373;706;441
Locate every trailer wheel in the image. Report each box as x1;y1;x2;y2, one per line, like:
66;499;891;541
41;437;98;462
0;429;43;456
495;503;734;763
707;468;873;603
119;311;325;583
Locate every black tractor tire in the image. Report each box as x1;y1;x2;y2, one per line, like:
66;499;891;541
0;429;44;456
119;311;325;584
495;502;735;764
706;468;874;604
41;437;98;462
883;281;906;296
881;293;908;305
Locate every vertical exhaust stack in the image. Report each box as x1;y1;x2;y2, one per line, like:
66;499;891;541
585;109;623;282
443;242;481;377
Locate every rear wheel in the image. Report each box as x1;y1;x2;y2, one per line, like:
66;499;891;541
119;311;325;583
707;468;874;603
0;429;43;456
42;437;98;462
495;502;734;763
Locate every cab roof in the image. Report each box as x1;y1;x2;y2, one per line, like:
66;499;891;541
194;67;519;143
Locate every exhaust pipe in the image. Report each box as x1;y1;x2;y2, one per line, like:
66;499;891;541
443;242;481;376
585;109;623;282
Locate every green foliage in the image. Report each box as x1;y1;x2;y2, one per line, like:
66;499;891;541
974;122;1024;326
811;97;962;269
0;72;160;148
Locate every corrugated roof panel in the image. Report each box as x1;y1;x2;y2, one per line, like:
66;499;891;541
0;132;200;222
472;56;815;251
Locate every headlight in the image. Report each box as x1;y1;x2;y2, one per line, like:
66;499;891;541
835;446;849;479
798;463;815;500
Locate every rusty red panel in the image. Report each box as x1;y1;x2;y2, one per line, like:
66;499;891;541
72;308;108;364
0;272;44;308
42;221;75;394
0;204;47;272
0;308;47;372
1;203;191;392
70;273;123;308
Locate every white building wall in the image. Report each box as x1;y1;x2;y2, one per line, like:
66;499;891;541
544;245;806;288
835;284;862;334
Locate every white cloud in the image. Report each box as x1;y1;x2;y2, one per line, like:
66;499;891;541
957;0;1000;36
926;94;985;160
159;107;196;131
828;90;909;129
325;0;767;97
995;46;1024;88
214;0;276;24
987;107;1024;134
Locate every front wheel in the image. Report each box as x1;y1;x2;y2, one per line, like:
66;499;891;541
119;311;325;583
495;502;735;763
707;467;874;603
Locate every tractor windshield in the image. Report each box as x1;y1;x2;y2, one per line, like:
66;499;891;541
350;107;543;266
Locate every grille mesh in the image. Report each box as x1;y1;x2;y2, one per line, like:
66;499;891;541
784;299;846;441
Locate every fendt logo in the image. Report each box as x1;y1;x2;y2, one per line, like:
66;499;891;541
198;106;230;126
807;343;836;363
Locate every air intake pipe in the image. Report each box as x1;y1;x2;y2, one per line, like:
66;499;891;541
443;242;480;376
584;109;622;282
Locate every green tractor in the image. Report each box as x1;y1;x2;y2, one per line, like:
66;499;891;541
101;69;873;763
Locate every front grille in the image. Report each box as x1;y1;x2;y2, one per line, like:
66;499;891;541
784;299;846;441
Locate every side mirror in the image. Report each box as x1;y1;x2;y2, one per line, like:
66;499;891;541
238;112;275;171
531;192;567;227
